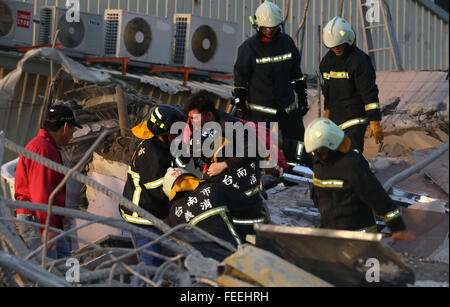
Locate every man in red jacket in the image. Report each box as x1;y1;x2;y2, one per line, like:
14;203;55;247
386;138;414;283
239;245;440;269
15;105;81;258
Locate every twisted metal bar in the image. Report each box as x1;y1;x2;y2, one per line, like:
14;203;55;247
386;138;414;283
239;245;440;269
0;251;72;287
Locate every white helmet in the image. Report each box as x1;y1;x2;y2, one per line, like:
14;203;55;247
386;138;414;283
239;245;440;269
322;16;356;48
162;167;190;200
254;1;283;28
304;118;345;153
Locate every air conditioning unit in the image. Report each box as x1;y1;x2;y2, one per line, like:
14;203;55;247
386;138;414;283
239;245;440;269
0;0;33;48
104;9;173;65
38;6;104;57
172;14;238;74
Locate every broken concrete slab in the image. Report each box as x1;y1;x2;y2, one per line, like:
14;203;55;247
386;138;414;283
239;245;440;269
254;224;415;287
89;152;128;182
408;146;449;195
364;131;445;159
216;244;333;287
382;203;448;260
76;172;127;248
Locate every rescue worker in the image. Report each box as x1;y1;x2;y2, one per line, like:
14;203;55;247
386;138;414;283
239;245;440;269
162;168;243;261
304;118;415;243
320;16;384;154
183;91;268;234
233;0;309;166
120;104;185;267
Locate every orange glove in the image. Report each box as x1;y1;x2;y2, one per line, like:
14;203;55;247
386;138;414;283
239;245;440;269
323;109;330;118
391;230;416;245
369;121;384;144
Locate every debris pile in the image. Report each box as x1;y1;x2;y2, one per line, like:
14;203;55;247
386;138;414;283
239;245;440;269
1;69;448;287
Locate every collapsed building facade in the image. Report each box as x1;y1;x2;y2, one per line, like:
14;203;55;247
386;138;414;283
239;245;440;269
0;0;448;287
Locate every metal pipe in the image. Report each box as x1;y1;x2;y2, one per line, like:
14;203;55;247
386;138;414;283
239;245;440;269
0;250;72;287
4;200;191;257
2;137;173;235
0;131;5;169
283;0;291;25
317;25;322;118
115;85;130;137
296;0;310;53
383;142;449;193
339;0;345;17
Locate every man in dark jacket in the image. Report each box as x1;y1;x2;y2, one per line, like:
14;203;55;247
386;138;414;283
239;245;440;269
163;167;241;261
183;91;268;233
320;16;384;154
233;0;309;166
304;118;415;243
121;104;185;267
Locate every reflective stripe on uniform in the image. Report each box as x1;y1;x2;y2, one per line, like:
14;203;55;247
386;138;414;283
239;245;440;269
356;225;377;233
120;209;153;226
338;117;368;130
256;52;292;64
381;209;401;222
249;104;277;115
126;167;163;223
150;108;165;129
245;186;261;197
233;216;266;225
189;206;242;245
313;174;344;189
144;177;164;189
189;206;228;225
175;158;187;168
128;167;142;208
365;102;381;111
323;71;349;80
284;102;297;114
296;141;304;161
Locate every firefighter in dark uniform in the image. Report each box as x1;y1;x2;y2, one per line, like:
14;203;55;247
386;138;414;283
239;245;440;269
304;118;415;243
162;168;244;261
183;91;268;233
120;104;185;267
233;0;309;166
320;16;384;154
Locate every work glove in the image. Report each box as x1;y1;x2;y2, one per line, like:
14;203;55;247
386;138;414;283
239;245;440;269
369;121;384;144
323;109;330;118
232;87;251;119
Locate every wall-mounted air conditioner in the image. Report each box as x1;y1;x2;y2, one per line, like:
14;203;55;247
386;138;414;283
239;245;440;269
39;6;104;57
104;9;173;65
0;0;33;48
172;14;238;74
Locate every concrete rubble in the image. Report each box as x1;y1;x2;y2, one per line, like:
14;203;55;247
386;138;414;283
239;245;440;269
0;69;449;287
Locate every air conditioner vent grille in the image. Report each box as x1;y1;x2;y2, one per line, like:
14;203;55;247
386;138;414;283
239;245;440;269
173;17;188;65
39;8;52;45
105;12;119;56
